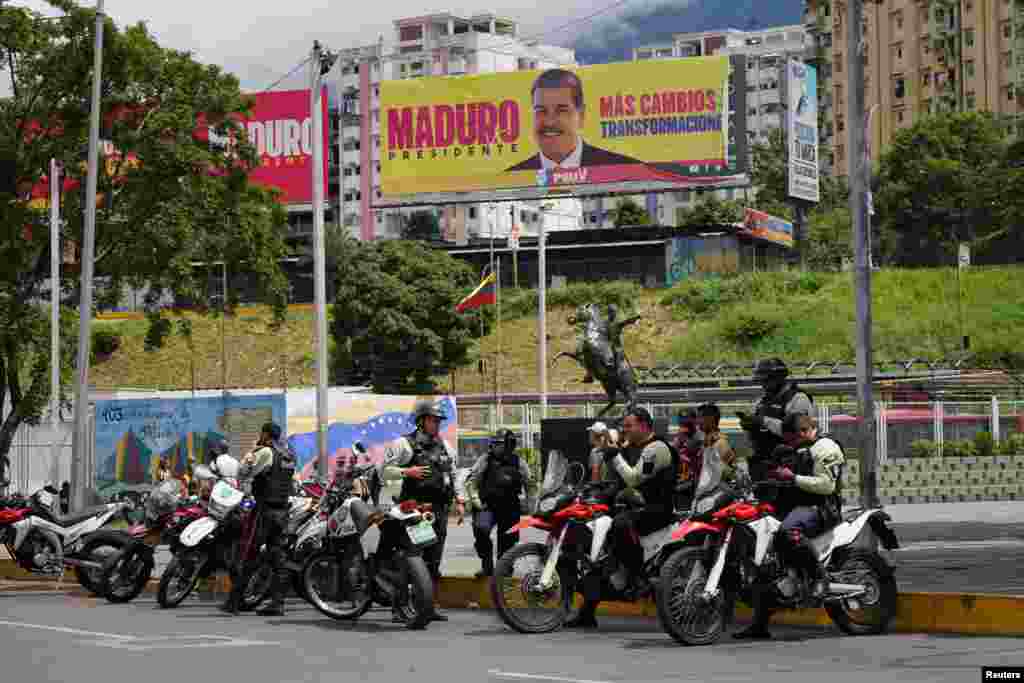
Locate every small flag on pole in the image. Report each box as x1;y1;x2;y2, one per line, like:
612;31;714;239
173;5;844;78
455;271;497;313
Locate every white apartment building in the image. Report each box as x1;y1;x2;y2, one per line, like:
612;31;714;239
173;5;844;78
595;24;810;227
321;12;582;242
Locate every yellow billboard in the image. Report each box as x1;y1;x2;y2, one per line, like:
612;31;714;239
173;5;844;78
380;56;730;198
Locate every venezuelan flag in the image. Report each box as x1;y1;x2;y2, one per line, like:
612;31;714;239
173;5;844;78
455;271;497;313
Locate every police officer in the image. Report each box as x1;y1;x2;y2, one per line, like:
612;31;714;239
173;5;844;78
223;421;296;616
465;429;535;578
739;358;813;482
381;399;460;622
734;413;845;640
568;407;678;629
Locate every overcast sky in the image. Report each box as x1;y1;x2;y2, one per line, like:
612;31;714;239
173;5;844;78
13;0;668;91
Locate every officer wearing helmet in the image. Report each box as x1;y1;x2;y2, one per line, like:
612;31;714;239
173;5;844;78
224;421;296;616
738;358;814;483
381;398;459;622
464;429;536;578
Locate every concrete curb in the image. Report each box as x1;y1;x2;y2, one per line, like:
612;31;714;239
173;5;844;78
4;560;1022;637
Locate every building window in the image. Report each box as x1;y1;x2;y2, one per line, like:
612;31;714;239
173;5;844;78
837;117;845;132
399;25;423;42
893;43;903;60
892;11;903;31
965;29;975;47
1004;22;1012;39
965;1;972;13
965;60;975;78
1009;85;1016;102
896;108;904;123
837;145;845;163
966;92;976;109
922;70;931;86
1004;52;1012;68
836;58;843;73
469;207;477;219
935;8;944;24
924;98;932;114
894;77;906;99
922;37;930;55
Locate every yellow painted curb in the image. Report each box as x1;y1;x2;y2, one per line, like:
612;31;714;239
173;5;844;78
434;576;1024;637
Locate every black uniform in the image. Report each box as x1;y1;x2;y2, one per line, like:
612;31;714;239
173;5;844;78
469;448;528;575
249;442;296;612
395;431;455;581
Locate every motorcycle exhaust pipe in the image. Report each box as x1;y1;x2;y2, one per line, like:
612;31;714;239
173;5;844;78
63;557;106;572
827;582;866;595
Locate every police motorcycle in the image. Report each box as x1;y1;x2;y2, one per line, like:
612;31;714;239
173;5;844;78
98;479;206;603
490;450;683;634
0;483;137;595
301;460;437;630
655;476;900;646
156;454;265;609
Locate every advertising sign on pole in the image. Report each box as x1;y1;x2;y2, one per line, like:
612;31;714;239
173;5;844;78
786;58;820;203
380;56;733;203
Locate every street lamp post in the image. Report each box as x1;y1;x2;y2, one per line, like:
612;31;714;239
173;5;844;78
70;0;105;512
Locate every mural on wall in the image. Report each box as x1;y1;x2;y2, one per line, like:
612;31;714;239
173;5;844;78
286;392;458;481
94;394;287;487
666;234;740;286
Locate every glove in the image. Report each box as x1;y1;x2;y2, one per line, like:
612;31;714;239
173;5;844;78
738;412;762;432
767;466;795;483
601;447;620;464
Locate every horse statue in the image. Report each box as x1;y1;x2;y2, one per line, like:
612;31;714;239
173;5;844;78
553;303;641;418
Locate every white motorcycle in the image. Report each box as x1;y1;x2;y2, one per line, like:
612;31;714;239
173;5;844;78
301;471;437;630
0;485;137;594
156;455;263;609
655;481;900;646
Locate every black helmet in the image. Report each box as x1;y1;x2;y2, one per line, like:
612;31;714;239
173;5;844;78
753;358;789;382
261;422;283;441
489;429;518;454
412;399;447;422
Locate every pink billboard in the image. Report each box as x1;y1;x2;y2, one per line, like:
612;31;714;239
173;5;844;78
226;88;329;205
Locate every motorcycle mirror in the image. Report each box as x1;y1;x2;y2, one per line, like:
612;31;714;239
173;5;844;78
192;465;215;481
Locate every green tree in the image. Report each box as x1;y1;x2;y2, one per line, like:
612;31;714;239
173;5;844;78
0;1;288;458
676;194;745;229
401;210;441;241
750;126;848;216
875;112;1011;266
804;206;852;271
330;240;481;393
612;197;651;227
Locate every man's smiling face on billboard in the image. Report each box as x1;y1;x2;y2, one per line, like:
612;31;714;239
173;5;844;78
533;86;583;164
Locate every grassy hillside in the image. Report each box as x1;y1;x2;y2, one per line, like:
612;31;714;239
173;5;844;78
89;267;1024;393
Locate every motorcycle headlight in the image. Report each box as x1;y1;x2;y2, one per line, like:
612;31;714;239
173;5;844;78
538;497;557;515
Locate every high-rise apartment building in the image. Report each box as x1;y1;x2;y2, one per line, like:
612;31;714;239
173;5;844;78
621;25;809;227
315;12;582;242
804;0;1024;185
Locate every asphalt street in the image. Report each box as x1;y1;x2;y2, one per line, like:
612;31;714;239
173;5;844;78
0;592;1021;683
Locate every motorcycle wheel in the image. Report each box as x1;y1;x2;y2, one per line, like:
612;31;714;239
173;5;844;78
302;549;373;621
825;550;898;635
76;531;134;595
157;551;205;608
656;546;733;646
390;555;433;631
101;543;154;603
490;542;571;634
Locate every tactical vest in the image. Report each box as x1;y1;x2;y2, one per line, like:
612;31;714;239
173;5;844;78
252;444;296;507
480;453;523;506
620;437;679;516
398;432;452;506
749;383;813;464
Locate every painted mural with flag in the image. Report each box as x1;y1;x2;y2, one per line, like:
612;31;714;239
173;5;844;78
455;270;496;313
286;392;458;481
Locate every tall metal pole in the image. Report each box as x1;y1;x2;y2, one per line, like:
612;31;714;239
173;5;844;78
489;206;496;409
538;206;548;420
50;159;61;483
496;255;502;428
847;0;878;508
70;0;104;512
221;260;228;390
310;43;330;479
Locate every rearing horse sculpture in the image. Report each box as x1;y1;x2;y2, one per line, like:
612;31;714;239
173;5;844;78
553;303;640;418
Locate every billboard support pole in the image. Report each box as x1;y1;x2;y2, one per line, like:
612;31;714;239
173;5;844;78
847;0;878;509
310;41;337;480
538;204;548;421
71;0;104;512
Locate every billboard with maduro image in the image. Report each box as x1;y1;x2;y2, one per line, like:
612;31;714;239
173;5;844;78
380;56;740;204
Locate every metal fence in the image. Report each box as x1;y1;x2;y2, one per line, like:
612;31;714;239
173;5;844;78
456;398;1024;462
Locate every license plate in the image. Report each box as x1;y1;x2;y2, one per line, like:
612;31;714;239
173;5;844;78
407;520;437;546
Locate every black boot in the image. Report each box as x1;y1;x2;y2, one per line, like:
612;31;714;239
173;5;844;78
219;575;242;615
475;556;494;579
565;602;599;629
257;572;286;617
733;623;772;640
733;585;772;640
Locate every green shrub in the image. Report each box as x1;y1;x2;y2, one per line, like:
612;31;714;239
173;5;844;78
973;431;995;458
718;308;780;345
502;280;641;320
909;439;938;458
999;433;1024;455
91;328;122;359
943;439;977;459
659;278;724;316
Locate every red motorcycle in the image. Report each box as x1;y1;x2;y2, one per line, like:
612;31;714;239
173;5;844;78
99;480;206;603
490;451;684;633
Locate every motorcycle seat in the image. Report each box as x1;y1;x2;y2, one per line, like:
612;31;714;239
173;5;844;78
39;504;112;527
